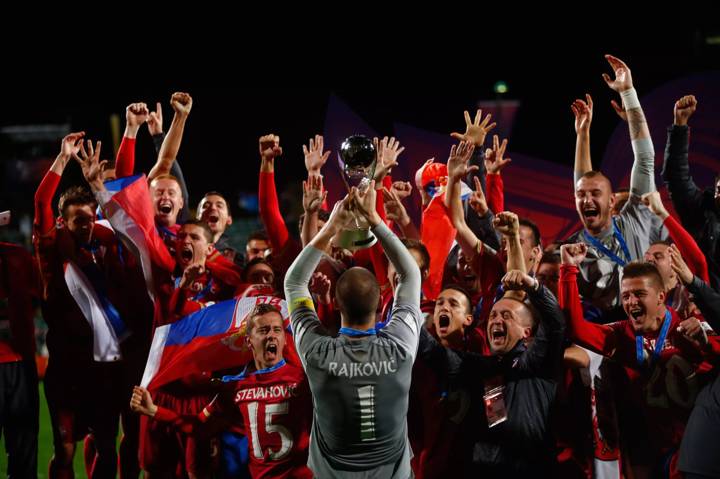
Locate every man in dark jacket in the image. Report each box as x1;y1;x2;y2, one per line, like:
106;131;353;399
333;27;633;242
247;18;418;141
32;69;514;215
662;94;720;290
420;269;565;478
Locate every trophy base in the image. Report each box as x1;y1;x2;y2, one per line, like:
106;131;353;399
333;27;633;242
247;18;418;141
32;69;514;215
336;228;377;250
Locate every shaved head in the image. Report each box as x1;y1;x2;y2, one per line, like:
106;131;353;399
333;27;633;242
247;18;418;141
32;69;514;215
335;267;380;326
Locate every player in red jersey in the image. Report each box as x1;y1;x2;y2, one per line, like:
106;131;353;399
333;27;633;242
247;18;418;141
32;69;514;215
131;303;313;479
559;243;720;478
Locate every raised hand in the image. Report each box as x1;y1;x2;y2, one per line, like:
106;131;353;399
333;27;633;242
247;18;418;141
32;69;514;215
72;139;106;189
309;272;332;305
641;191;670;220
390;181;412;200
560;243;588;267
351;182;381;226
446;141;477;181
303;134;331;175
179;263;205;290
468;176;489;216
126;102;149;128
303;175;327;213
373;136;405;182
325;195;357;232
571;94;593;134
502;269;537;291
147;101;163;136
602;54;634;93
677;316;708;346
383;186;410;225
259;134;282;162
668;243;694;286
450;109;496;147
674;95;697;127
170;92;193;117
484;134;511;175
130;386;157;416
60;131;86;158
493;211;519;237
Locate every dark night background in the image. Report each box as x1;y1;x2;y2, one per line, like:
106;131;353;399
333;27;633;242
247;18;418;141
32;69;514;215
1;28;719;247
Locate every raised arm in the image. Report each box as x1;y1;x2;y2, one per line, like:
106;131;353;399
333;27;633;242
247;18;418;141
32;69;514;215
660;95;706;229
559;244;616;354
148;92;192;182
642;191;709;282
466;175;501;251
571;94;593;183
258;133;290;253
353;183;421;308
383;184;420;240
444;140;480;259
35;132;86;235
115;102;149;178
673;250;720;332
604;54;655;196
450;108;496;197
285;197;355;354
484;134;511;215
504;269;565;376
301;174;327;247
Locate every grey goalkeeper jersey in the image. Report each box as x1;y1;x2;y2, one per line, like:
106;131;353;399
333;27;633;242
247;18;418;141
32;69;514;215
285;222;422;478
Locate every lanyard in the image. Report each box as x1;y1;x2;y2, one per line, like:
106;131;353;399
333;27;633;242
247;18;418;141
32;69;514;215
339;327;377;337
636;310;672;368
584;218;631;267
221;359;287;383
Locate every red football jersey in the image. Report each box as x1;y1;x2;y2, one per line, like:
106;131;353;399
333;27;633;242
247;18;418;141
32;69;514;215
209;361;313;479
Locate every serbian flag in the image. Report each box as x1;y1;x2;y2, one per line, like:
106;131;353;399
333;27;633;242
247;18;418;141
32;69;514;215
98;174;175;299
141;295;299;390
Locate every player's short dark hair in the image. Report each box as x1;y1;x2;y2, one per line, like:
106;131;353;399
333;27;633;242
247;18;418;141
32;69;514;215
439;284;473;314
246;303;283;334
181;219;214;243
335;266;380;326
622;261;665;292
58;186;97;219
519;218;542;248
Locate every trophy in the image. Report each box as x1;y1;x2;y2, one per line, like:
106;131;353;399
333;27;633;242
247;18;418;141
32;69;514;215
336;134;377;249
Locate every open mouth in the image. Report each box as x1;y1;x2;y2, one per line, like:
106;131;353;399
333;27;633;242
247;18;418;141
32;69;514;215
207;214;219;224
180;248;193;262
630;308;644;321
582;207;599;219
266;343;278;355
489;324;506;341
438;314;450;329
159;202;173;215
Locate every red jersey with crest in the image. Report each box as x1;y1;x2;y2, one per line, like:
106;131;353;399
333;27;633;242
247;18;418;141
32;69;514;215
559;264;720;463
157;360;312;478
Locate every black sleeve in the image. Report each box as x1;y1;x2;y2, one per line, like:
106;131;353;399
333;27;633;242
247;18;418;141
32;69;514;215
464;148;501;251
152;132;166;155
686;276;720;332
520;285;566;377
660;125;710;234
466;148;486;197
465;206;501;252
170;161;191;224
418;327;502;388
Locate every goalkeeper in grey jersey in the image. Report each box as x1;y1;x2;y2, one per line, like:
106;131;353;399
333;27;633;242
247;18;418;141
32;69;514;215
284;183;422;479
